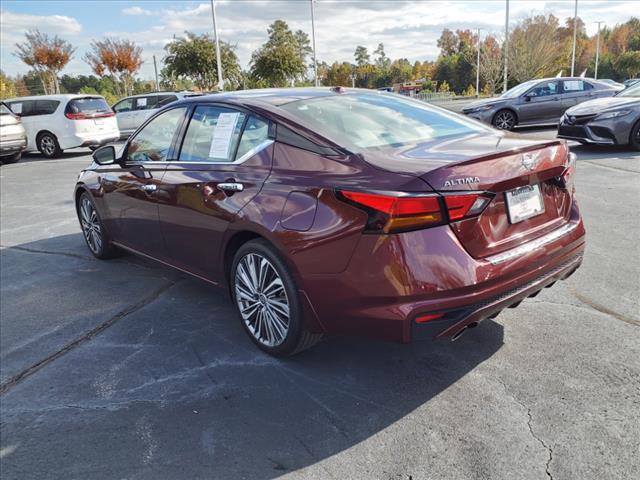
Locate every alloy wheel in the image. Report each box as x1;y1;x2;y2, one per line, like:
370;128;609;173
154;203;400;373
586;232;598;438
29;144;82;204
234;253;290;347
40;135;56;156
79;196;103;254
494;111;516;130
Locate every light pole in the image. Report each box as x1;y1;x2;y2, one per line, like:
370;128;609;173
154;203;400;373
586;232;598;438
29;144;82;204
476;28;481;97
210;0;224;90
503;0;509;93
570;0;578;77
310;0;319;87
594;21;603;79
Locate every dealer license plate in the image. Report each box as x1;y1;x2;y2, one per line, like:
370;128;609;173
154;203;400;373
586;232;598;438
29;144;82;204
505;184;545;223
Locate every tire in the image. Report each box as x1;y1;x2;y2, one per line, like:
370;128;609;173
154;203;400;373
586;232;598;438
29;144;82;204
492;109;517;130
77;192;119;259
37;132;62;158
1;152;21;164
230;239;322;356
630;120;640;151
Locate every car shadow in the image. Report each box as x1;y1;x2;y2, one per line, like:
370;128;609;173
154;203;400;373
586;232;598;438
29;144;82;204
1;233;504;479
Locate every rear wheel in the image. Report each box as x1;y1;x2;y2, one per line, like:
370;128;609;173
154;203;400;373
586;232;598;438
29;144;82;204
492;109;517;130
1;152;21;164
78;192;119;259
37;132;62;158
630;120;640;151
231;239;322;356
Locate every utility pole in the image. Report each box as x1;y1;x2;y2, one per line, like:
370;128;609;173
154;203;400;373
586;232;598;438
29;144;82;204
350;74;356;88
503;0;509;93
476;28;481;97
594;21;603;79
571;0;578;77
210;0;224;91
153;55;160;91
310;0;319;87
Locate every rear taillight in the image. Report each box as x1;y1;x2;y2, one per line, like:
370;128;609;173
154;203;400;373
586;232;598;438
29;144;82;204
338;190;492;234
65;112;115;120
556;151;576;191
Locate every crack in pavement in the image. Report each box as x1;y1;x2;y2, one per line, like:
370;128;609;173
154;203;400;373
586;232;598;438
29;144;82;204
580;160;640;174
0;281;177;396
567;287;639;327
0;244;93;260
493;375;554;480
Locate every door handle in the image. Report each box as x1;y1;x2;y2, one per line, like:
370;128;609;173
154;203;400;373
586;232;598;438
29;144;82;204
142;184;157;192
217;182;244;193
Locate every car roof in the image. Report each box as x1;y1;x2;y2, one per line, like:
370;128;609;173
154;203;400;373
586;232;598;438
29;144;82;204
121;91;192;99
4;94;105;102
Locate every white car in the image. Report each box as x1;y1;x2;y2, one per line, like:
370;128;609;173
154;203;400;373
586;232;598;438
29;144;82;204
112;91;199;137
4;94;120;158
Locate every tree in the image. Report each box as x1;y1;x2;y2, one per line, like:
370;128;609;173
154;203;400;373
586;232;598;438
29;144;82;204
294;30;312;68
437;29;458;56
374;43;391;69
163;32;241;91
0;71;17;100
250;20;308;87
480;35;503;95
84;38;143;96
354;46;370;67
14;30;75;94
508;14;562;83
322;62;354;87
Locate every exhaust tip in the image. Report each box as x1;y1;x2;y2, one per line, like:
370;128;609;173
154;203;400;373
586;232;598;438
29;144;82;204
451;322;479;341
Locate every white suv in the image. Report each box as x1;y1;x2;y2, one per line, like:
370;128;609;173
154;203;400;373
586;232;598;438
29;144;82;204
5;95;120;158
112;91;200;137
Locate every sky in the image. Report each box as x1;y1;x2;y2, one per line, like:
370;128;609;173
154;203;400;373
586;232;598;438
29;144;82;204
0;0;637;80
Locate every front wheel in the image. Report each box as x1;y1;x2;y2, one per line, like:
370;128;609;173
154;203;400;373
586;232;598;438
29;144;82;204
38;132;62;158
630;120;640;151
77;192;119;259
231;239;322;356
492;109;517;130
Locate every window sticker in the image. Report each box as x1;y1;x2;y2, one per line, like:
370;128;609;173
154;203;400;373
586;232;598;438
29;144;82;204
209;112;240;159
137;97;147;107
564;80;582;91
11;103;22;114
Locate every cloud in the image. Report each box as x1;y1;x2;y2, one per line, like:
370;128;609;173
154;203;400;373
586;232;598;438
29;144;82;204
122;6;154;16
0;10;82;41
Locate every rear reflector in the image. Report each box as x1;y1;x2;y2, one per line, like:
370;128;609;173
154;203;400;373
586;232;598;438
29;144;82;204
415;313;444;323
444;194;490;220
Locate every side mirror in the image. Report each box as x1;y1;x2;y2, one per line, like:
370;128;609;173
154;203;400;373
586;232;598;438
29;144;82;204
92;145;117;165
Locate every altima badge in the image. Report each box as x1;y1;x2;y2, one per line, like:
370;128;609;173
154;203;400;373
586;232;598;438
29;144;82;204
443;177;480;187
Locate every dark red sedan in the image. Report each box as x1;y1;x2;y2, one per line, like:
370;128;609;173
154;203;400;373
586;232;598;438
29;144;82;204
75;88;585;356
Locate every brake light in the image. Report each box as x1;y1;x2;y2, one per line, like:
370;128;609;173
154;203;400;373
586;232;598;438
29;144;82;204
556;152;576;191
338;190;492;234
65;112;115;120
415;313;444;323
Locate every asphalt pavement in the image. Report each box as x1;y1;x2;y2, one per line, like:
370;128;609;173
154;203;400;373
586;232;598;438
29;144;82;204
0;130;638;480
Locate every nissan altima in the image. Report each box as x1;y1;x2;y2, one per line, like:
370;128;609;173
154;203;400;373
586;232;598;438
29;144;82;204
558;82;640;150
76;88;586;356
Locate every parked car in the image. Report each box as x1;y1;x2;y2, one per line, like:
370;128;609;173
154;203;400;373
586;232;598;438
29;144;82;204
4;95;119;159
558;82;640;150
462;77;618;130
0;102;27;164
112;91;200;138
76;88;585;356
623;78;639;88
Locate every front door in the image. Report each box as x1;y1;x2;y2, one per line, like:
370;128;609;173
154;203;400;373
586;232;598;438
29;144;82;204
158;104;273;282
100;106;188;258
518;80;563;124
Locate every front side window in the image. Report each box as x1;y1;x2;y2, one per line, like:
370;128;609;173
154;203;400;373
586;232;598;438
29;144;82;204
528;81;559;97
114;98;134;113
127;107;186;163
179;106;246;162
280;93;487;151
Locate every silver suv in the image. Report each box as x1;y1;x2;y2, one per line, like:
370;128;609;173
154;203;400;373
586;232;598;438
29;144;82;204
463;77;618;130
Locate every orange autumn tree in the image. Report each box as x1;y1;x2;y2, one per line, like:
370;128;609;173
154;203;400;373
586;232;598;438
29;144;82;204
84;38;143;97
14;30;75;94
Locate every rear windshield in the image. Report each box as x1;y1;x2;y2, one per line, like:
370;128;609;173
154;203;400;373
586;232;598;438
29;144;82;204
280;93;487;151
66;97;111;114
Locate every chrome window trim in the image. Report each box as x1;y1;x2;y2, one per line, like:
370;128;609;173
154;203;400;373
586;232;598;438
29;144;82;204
486;221;580;265
135;139;274;166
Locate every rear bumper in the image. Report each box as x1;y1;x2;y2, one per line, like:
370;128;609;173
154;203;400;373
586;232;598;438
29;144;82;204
299;204;586;342
59;131;120;150
0;137;27;156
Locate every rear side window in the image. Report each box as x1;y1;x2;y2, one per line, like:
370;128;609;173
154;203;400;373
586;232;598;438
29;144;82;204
135;96;158;111
235;116;270;160
179;105;246;162
8;100;59;116
66;97;110;114
157;95;178;108
563;80;591;92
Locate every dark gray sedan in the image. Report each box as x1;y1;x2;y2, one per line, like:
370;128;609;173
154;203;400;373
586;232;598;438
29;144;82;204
557;83;640;150
463;77;618;130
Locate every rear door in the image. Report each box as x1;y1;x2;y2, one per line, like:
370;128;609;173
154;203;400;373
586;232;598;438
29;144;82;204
98;106;188;258
158;104;273;281
131;96;159;131
518;80;562;124
113;98;136;133
560;79;594;111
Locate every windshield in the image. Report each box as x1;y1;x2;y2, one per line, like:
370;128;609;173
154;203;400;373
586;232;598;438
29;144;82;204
618;84;640;97
500;80;539;98
280;93;488;151
67;97;111;114
0;103;12;115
